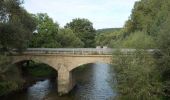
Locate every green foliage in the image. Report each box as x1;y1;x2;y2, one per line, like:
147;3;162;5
0;0;36;95
65;18;96;47
0;0;36;51
124;0;154;34
121;31;156;49
156;15;170;98
113;50;162;100
0;81;19;96
124;0;170;36
0;65;24;96
96;28;122;34
95;29;123;47
0;54;11;74
117;0;170;99
29;14;85;48
29;13;61;48
25;62;57;77
58;28;84;47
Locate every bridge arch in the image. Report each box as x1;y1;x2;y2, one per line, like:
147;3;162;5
69;60;112;72
12;56;59;71
67;56;112;72
12;58;59;79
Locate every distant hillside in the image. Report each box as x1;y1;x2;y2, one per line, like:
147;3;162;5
96;28;122;34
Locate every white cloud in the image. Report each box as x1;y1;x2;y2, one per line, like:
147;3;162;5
23;0;139;29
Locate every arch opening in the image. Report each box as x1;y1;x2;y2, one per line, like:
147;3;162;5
1;59;61;100
68;62;117;99
70;60;112;72
12;60;58;93
14;60;58;79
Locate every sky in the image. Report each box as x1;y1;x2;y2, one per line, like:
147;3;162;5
23;0;139;29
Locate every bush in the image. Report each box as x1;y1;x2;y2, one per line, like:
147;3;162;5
121;31;156;49
0;81;19;96
113;50;162;100
25;62;57;77
0;65;24;96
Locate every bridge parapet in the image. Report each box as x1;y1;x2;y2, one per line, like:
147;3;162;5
13;48;113;55
12;48;156;55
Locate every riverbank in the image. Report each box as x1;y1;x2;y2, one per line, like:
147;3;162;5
0;62;57;97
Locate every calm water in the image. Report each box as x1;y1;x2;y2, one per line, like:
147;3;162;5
2;63;117;100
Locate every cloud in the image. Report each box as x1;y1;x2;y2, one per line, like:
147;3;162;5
23;0;139;29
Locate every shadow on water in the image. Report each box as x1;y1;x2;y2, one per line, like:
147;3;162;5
2;63;117;100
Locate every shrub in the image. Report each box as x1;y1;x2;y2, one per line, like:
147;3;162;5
113;50;162;100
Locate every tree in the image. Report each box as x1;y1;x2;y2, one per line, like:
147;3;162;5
65;18;96;47
0;0;36;96
95;30;123;48
121;31;156;49
124;0;162;36
0;0;36;51
58;28;84;47
114;50;162;100
29;13;61;48
157;15;170;98
121;0;170;98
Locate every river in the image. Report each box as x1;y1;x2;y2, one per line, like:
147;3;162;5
2;63;117;100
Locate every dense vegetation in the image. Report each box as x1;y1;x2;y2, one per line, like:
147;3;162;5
0;0;170;99
0;0;36;51
109;0;170;100
29;14;89;48
95;29;123;47
96;28;122;34
22;61;57;78
114;50;162;100
29;14;96;48
0;0;36;96
65;18;96;47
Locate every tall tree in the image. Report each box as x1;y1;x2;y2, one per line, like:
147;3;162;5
29;13;61;48
122;0;170;98
124;0;163;36
58;28;84;47
0;0;36;96
157;14;170;98
65;18;96;47
0;0;36;51
95;30;122;47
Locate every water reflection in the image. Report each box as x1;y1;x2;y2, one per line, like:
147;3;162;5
72;63;116;100
2;63;117;100
27;80;56;100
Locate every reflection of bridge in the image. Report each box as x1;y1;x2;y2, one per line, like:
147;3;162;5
11;48;153;95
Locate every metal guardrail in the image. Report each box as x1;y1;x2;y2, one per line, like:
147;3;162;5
12;48;156;55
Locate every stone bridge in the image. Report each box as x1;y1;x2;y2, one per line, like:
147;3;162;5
11;48;113;95
11;48;154;95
